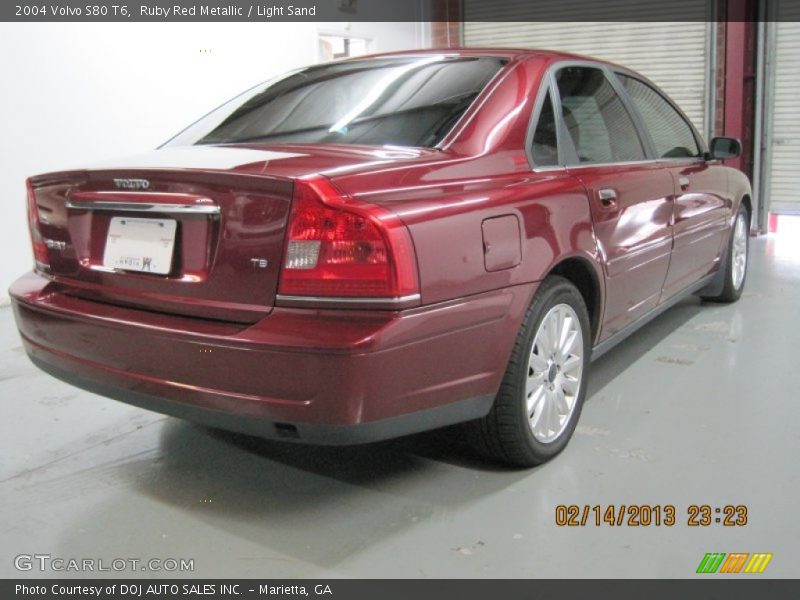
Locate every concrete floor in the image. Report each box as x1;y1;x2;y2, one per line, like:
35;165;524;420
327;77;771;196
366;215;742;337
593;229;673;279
1;235;798;579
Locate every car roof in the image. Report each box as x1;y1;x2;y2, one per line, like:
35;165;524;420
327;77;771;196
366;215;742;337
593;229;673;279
340;47;608;64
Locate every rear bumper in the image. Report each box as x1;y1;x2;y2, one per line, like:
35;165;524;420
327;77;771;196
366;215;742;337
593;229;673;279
11;272;535;444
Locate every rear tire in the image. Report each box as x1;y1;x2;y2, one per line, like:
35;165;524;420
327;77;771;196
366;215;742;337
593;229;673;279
468;276;591;467
703;204;750;303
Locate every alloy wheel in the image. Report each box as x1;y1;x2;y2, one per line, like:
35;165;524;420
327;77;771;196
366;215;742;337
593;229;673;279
732;212;748;290
525;303;584;443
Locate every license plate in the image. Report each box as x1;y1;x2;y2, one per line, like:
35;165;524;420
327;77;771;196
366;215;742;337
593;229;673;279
103;217;177;275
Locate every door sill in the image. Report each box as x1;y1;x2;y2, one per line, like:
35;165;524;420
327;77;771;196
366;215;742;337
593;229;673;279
591;274;714;361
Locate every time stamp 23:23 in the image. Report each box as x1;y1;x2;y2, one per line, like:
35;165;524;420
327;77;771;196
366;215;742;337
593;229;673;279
555;505;748;527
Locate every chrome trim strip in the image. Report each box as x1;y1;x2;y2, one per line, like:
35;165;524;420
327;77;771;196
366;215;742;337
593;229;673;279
65;200;220;215
656;158;707;165
565;159;662;170
275;293;421;307
531;165;568;173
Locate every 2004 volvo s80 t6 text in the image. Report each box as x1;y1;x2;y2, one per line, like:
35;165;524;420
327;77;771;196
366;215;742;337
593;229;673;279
10;50;751;466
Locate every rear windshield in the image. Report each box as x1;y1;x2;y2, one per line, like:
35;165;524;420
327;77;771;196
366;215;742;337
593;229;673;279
165;56;506;149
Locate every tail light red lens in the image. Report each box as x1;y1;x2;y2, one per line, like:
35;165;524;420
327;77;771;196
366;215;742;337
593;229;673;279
278;176;419;299
26;179;49;268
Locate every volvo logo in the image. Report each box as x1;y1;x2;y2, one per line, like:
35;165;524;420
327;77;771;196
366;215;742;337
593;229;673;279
113;178;150;190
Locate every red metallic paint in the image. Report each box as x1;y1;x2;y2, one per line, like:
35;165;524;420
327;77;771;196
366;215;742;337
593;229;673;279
661;160;732;298
10;49;750;441
568;162;674;337
13;272;535;425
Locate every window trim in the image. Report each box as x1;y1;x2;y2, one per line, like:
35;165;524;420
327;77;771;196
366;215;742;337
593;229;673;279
611;69;708;162
525;59;710;171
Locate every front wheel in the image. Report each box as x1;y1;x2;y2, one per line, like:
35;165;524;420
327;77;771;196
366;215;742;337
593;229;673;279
468;276;591;467
704;204;750;303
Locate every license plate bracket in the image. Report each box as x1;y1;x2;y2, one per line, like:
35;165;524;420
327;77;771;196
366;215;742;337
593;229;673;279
103;216;177;275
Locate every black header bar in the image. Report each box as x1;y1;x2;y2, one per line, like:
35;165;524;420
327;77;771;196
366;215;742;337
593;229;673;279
4;579;799;600
2;0;798;23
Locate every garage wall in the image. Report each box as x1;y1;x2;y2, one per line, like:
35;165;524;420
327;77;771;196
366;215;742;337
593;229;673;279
0;22;429;304
765;12;800;215
463;1;711;136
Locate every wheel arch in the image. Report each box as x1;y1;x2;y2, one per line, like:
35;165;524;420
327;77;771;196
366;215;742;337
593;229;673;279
741;193;753;225
547;255;604;343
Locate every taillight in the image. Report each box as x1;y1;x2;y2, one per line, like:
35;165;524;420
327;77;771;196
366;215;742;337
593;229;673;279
26;179;49;269
278;176;419;301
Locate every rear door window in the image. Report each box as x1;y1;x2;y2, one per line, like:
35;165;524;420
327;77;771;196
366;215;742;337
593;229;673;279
555;66;645;164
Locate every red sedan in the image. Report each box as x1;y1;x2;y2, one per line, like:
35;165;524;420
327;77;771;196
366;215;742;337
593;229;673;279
10;49;751;466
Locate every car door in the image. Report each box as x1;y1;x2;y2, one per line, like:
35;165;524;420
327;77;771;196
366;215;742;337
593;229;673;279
616;73;732;300
554;65;675;339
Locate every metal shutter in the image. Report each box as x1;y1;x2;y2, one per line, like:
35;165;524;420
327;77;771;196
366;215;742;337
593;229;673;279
766;13;800;214
463;1;711;135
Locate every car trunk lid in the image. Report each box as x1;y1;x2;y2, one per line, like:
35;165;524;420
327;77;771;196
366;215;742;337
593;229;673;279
31;167;293;324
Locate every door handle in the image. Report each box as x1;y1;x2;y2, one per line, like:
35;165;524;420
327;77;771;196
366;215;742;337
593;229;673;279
597;188;618;208
678;176;690;189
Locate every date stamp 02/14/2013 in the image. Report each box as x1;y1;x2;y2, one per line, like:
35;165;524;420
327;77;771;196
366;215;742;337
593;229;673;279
554;504;748;527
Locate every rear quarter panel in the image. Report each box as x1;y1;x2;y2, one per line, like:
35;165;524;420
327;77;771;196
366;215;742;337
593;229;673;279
335;163;601;306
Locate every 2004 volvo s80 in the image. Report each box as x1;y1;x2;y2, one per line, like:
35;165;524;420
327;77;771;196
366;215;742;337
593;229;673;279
10;50;751;466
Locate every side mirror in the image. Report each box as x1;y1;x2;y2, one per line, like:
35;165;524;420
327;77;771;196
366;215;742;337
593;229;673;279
709;137;742;160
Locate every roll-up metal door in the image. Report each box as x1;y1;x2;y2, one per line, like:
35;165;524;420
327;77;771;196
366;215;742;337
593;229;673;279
765;11;800;215
463;0;712;136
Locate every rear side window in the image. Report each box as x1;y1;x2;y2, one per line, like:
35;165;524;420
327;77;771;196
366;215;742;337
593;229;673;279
555;67;645;164
618;74;702;159
531;90;559;167
170;56;506;149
